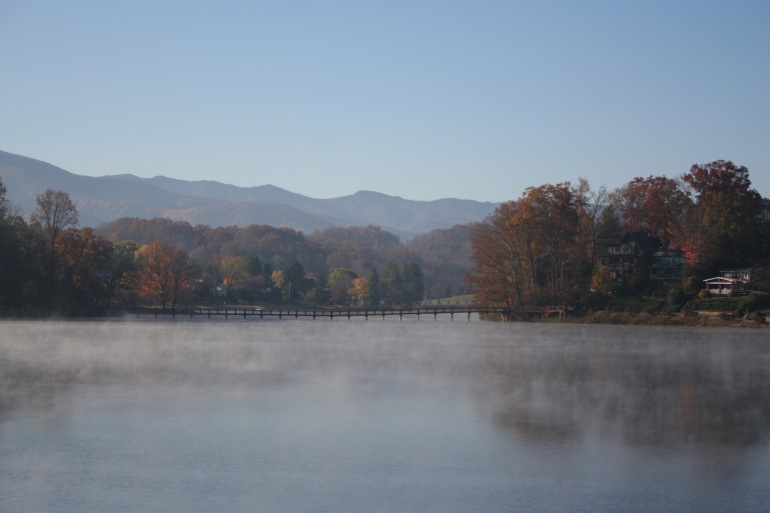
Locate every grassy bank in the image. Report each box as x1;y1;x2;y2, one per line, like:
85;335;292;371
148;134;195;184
554;310;768;328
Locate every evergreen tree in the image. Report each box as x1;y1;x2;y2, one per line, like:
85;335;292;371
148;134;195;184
366;268;381;307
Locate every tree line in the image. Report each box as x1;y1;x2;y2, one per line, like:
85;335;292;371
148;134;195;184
468;160;770;307
0;181;443;314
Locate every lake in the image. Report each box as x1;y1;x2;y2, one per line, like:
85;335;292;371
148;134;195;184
1;318;768;512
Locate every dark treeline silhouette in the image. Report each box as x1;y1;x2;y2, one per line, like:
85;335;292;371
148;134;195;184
0;180;474;315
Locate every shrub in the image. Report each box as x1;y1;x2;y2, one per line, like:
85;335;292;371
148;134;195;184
735;293;760;317
662;302;680;314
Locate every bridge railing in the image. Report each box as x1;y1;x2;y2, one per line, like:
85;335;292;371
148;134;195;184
126;304;564;320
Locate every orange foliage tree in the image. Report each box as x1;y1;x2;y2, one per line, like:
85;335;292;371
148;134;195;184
680;160;766;270
135;241;197;311
610;175;692;248
55;227;113;307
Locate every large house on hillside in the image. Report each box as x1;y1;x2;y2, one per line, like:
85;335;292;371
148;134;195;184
649;250;686;286
595;231;661;281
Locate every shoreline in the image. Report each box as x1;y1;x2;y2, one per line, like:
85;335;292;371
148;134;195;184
538;310;769;329
2;311;768;329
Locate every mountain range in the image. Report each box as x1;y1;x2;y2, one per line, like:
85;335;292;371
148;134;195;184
0;150;496;239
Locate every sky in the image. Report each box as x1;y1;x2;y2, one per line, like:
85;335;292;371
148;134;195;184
1;0;768;203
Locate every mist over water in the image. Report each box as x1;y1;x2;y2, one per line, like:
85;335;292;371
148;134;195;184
1;319;769;512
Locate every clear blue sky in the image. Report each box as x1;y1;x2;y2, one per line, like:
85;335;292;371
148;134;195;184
2;0;768;202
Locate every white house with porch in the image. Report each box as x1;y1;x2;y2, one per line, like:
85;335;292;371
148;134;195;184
702;268;765;295
703;276;746;296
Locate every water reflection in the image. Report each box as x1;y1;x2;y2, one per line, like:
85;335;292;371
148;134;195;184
469;325;770;447
1;320;769;512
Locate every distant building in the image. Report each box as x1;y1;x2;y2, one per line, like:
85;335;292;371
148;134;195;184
703;277;744;296
703;268;762;296
719;268;758;282
649;250;686;286
596;231;661;281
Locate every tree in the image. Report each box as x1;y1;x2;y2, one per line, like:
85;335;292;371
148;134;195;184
380;261;425;307
135;241;196;311
350;277;370;306
572;178;609;273
470;183;586;306
239;254;266;300
401;262;425;306
55;227;114;309
680;161;766;270
510;183;579;301
366;268;381;307
31;189;79;286
283;260;310;302
305;274;331;305
406;223;476;299
219;255;248;297
108;240;139;307
469;201;526;307
609;176;691;249
0;178;8;220
0;179;31;307
381;261;403;307
327;268;357;305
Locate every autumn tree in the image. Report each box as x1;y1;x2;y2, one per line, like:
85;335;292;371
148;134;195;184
327;267;357;305
31;189;79;287
470;183;585;306
305;273;331;305
469;201;526;307
135;241;196;311
680;161;766;270
219;255;248;297
350;277;370;306
55;227;114;308
572;178;609;273
609;175;691;248
511;183;579;301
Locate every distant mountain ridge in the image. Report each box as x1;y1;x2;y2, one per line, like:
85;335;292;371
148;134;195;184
0;149;497;238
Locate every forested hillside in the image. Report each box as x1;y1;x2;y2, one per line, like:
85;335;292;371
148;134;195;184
0;176;474;315
469;161;770;313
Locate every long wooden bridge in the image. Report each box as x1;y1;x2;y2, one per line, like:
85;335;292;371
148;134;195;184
129;304;565;321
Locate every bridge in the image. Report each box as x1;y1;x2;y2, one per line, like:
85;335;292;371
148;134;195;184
129;304;565;321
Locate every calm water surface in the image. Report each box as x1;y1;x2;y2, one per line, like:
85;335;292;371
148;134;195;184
1;319;769;512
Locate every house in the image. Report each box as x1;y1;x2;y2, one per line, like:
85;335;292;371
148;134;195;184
596;231;661;281
649;250;686;285
703;277;745;296
719;268;757;282
703;268;761;296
